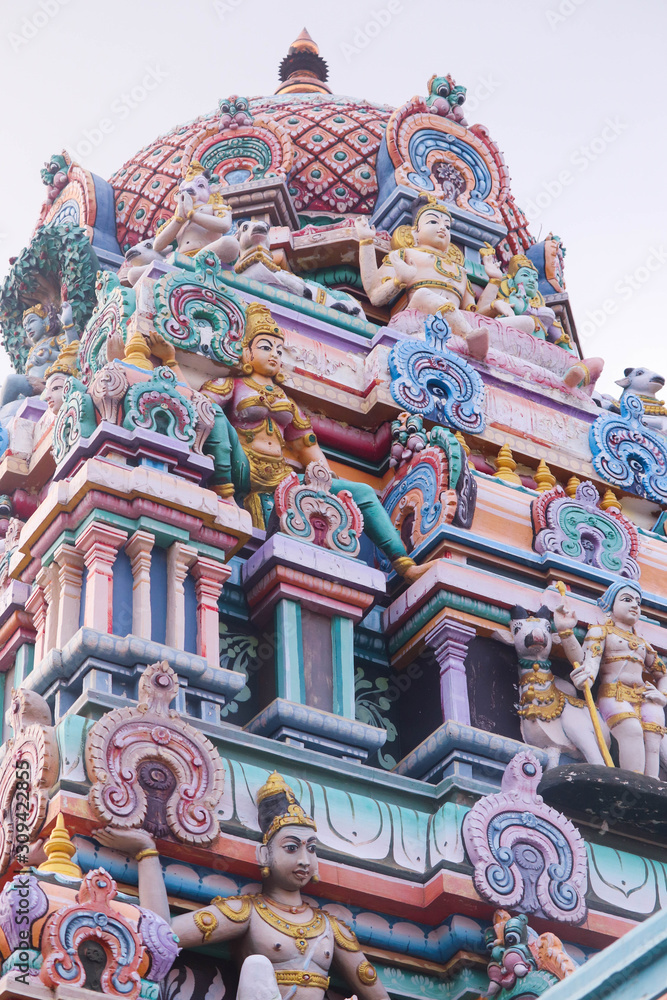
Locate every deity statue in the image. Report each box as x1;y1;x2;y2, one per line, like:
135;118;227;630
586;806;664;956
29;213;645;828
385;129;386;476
554;580;667;776
355;197;539;361
0;301;77;410
41;339;81;415
152;161;238;263
95;771;388;1000
476;251;573;350
152;303;434;582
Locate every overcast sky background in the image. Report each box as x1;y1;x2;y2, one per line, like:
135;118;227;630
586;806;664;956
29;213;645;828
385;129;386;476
0;0;665;395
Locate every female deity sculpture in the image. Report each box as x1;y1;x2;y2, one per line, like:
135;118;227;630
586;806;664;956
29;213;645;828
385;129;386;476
153;161;238;263
150;302;434;582
96;771;388;1000
355;197;539;362
554;580;667;776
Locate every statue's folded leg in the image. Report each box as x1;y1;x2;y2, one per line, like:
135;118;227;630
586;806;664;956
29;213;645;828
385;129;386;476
203;407;250;498
237;954;281;1000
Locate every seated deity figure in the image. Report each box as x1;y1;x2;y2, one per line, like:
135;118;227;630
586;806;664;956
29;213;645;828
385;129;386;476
150;303;434;582
153;160;238;263
355;197;539;361
554;580;667;777
476;251;573;350
96;771;388;1000
0;301;77;410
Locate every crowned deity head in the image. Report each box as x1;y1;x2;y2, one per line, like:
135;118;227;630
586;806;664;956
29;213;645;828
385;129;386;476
507;255;540;299
411;196;452;252
241;302;285;380
255;771;319;891
597;580;642;628
22;303;51;343
41;340;80;414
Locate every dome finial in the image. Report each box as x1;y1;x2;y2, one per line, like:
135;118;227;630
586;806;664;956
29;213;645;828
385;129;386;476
276;28;331;95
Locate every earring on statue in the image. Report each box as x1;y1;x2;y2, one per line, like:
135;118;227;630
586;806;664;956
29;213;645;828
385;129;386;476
260;866;270;879
242;362;254;375
311;874;320;883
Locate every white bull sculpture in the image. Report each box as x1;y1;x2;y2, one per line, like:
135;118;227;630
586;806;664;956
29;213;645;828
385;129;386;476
494;605;610;768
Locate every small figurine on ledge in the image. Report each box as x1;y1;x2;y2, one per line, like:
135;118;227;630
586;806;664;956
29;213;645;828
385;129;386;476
356;197;539;361
0;299;78;411
476;251;572;350
153;161;238;263
554;580;667;777
96;771;388;1000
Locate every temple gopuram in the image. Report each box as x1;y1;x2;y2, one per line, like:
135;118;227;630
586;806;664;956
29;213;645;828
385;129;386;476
0;28;666;1000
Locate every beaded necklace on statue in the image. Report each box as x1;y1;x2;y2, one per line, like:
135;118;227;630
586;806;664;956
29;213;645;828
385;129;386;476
252;896;326;954
602;619;645;651
262;894;310;915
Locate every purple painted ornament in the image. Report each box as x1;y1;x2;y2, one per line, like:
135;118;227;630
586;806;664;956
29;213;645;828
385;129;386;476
138;908;181;982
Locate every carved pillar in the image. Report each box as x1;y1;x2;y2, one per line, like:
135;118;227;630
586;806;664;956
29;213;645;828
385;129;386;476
30;563;59;659
25;582;48;664
78;522;128;634
191;557;231;669
53;542;85;648
425;614;476;725
165;542;197;649
125;530;155;640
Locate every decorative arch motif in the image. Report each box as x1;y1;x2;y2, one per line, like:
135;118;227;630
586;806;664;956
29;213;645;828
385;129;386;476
182;115;294;185
462;750;588;924
388;315;485;433
41;165;98;238
589;393;667;504
123;367;197;447
0;690;59;875
153;252;245;367
85;660;225;845
52;376;97;465
532;481;640;579
273;462;363;556
383;98;505;223
40;869;145;998
79;271;136;384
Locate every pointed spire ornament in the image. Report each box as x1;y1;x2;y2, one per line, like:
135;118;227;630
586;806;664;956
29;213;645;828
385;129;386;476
276;28;331;95
600;489;622;512
38;813;82;878
565;475;581;498
123;326;152;370
534;458;556;493
494;443;521;485
454;430;470;456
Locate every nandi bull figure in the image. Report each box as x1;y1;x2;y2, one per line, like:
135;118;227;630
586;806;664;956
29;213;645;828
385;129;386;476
597;367;667;435
494;605;610;767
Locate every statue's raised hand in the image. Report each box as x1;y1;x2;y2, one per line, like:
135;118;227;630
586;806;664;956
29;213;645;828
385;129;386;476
480;243;504;280
93;826;156;857
147;331;176;364
553;601;577;634
59;301;74;330
355;216;375;242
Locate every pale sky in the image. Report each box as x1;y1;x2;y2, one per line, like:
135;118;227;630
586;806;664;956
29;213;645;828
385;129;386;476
1;0;665;395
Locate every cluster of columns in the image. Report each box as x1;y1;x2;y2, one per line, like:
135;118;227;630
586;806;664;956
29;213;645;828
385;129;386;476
25;520;230;668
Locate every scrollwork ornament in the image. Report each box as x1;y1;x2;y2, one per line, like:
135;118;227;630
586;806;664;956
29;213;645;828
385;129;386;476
589;393;667;503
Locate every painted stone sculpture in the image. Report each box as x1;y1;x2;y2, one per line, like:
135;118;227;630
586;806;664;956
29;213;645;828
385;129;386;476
86;660;225;844
554;580;667;777
0;689;59;874
0;873;49;979
477;251;571;349
235;219;365;317
589;393;667;503
462;749;588;923
96;771;389;999
493;606;609;767
41;339;81;416
531;480;640;579
388;312;485;433
357;197;537;359
273;460;364;556
40;867;178;998
598;366;667;435
482;909;577;998
191;301;436;581
152;161;238;263
426;72;468;125
380;414;477;566
0;301;77;411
